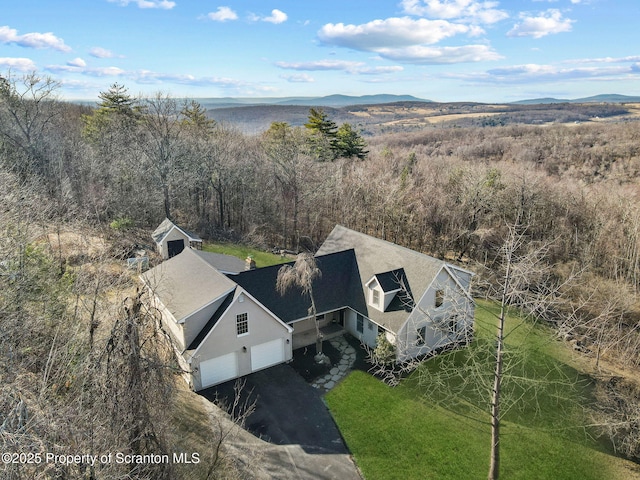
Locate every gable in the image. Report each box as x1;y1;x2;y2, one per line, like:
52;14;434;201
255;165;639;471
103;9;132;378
191;287;292;357
152;218;202;246
317;225;444;333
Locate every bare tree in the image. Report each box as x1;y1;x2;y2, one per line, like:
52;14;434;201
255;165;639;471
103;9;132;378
276;253;325;360
0;71;61;182
97;288;178;479
138;92;186;219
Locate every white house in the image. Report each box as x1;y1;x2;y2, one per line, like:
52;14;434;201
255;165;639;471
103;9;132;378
141;224;474;390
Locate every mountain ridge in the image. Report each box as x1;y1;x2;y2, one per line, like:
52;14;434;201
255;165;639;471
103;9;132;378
512;93;640;105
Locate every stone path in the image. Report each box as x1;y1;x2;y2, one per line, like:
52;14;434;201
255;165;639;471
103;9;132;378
311;336;357;392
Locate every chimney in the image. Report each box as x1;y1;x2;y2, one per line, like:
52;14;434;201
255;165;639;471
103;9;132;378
245;255;256;270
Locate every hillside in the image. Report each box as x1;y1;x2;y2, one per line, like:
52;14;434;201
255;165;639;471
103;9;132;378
208;100;639;134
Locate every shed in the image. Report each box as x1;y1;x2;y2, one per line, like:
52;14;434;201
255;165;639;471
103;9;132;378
152;218;202;259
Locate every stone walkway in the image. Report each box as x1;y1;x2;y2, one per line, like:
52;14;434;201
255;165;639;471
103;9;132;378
311;336;357;392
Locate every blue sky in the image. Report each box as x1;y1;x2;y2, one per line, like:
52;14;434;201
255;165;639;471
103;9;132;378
1;0;639;102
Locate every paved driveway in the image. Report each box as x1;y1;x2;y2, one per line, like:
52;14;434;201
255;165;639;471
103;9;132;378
201;363;362;479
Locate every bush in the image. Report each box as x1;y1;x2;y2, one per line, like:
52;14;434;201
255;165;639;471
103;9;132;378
109;217;134;230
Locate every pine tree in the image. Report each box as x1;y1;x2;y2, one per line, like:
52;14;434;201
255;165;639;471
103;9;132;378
304;108;338;161
335;123;368;160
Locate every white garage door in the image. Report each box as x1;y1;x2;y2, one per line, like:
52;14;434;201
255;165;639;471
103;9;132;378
200;352;238;388
251;338;285;371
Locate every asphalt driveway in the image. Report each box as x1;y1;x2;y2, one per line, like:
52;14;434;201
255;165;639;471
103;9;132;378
201;360;362;480
202;362;348;455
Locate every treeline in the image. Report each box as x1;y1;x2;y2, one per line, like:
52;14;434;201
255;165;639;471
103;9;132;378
2;73;640;295
3;72;640;464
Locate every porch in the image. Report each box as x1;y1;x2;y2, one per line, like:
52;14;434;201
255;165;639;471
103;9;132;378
292;322;345;350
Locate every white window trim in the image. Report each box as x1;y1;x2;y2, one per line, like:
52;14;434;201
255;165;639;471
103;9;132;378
236;312;249;337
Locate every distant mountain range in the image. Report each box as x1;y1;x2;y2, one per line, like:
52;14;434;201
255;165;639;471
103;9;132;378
512;94;640;105
193;93;640;109
196;94;430;109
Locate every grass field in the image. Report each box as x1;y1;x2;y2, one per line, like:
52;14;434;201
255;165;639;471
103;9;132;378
202;242;290;268
325;301;640;480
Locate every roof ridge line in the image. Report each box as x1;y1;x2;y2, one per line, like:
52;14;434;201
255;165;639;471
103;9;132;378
335;225;444;263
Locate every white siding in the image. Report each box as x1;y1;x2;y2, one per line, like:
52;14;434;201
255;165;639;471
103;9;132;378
397;267;473;361
190;290;292;391
182;294;230;348
160;228;189;259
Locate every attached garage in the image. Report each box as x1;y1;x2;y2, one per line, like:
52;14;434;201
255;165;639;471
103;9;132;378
200;352;238;389
251;338;285;371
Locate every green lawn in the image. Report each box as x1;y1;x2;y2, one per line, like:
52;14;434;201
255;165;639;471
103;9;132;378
325;301;634;480
202;242;289;268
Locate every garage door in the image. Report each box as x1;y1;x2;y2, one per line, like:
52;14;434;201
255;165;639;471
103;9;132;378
200;352;238;388
167;239;185;258
251;338;285;371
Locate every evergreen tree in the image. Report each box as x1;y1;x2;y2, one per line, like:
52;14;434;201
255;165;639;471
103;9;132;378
82;83;139;142
304;108;338;161
181;99;215;134
335;122;368;160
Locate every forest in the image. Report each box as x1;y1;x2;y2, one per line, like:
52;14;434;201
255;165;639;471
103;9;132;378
2;71;640;478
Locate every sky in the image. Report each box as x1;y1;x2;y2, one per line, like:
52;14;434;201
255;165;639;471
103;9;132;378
1;0;639;103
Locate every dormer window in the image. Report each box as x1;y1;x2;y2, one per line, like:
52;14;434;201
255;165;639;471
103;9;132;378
372;289;380;307
435;289;444;308
366;270;408;312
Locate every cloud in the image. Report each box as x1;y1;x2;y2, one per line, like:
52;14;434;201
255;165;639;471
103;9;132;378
565;55;640;64
107;0;176;9
44;62;252;90
357;65;405;75
507;9;574;38
0;57;37;71
249;9;288;24
378;44;502;64
276;60;365;71
0;25;71;52
90;47;119;58
280;73;315;83
46;64;126;77
401;0;508;24
131;71;248;88
263;9;288;24
319;17;475;50
276;60;405;75
207;6;238;22
317;17;500;64
463;62;639;85
67;58;86;67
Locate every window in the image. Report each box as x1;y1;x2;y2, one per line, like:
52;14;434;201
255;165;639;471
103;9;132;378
367;320;375;331
435;289;444;308
357;314;364;333
372;288;380;307
417;326;426;346
236;313;248;336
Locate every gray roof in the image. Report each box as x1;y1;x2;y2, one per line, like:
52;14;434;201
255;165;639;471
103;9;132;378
316;225;444;332
152;218;202;245
192;250;247;274
374;269;406;292
141;247;236;321
232;250;366;324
